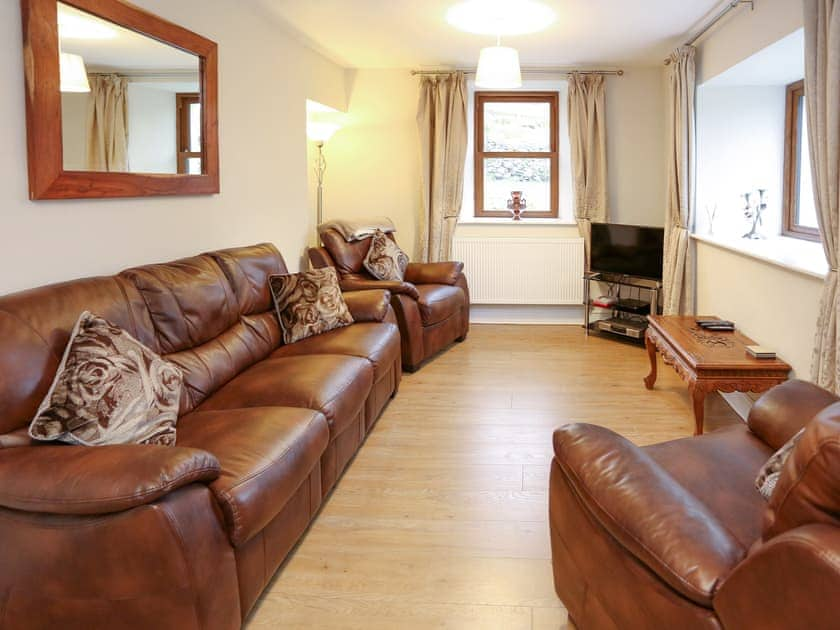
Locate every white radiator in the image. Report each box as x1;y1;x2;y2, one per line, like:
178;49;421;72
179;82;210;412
451;237;584;305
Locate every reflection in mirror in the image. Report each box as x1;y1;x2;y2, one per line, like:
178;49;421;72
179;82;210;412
58;2;202;175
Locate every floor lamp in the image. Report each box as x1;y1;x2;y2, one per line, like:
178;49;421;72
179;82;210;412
307;121;341;245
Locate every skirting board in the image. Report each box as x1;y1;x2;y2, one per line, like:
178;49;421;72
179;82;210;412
470;305;584;325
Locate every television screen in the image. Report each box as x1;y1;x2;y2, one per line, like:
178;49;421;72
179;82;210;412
590;223;664;280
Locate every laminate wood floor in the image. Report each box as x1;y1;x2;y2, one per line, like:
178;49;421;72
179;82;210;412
246;324;740;629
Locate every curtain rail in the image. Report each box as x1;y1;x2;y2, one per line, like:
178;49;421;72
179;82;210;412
411;68;624;77
664;0;754;64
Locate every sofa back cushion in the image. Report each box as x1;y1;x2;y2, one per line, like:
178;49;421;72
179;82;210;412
209;243;287;315
763;402;840;540
321;228;376;277
121;249;285;414
0;276;146;436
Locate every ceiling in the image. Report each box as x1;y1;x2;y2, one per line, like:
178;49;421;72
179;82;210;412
258;0;727;69
59;2;198;72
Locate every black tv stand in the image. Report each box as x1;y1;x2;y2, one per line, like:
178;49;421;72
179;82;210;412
583;271;662;340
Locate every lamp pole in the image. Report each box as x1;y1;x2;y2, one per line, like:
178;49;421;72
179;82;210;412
314;140;327;245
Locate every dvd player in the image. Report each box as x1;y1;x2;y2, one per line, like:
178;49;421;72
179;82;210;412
596;317;648;339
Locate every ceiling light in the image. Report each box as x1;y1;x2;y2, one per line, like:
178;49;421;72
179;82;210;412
59;52;91;93
475;45;522;88
446;0;555;36
58;7;117;39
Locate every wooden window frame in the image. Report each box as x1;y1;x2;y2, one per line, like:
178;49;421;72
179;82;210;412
474;91;559;219
176;93;202;174
782;80;820;241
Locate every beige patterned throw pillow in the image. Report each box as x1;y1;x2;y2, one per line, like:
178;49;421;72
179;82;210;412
755;428;805;500
269;267;354;344
29;311;183;446
363;230;409;281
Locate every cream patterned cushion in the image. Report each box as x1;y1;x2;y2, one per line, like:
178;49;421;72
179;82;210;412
363;230;409;281
29;311;183;446
755;428;805;500
269;267;354;344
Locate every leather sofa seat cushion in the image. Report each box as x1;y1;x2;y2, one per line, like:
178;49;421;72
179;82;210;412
176;406;329;547
415;284;464;326
644;425;772;549
197;355;373;439
271;322;400;381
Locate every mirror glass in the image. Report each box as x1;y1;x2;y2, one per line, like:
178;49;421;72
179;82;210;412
58;2;202;175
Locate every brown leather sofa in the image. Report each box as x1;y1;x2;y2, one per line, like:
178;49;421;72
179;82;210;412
309;228;470;371
0;243;401;629
549;379;840;629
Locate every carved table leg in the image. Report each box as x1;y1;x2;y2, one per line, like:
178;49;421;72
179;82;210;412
644;330;658;390
689;381;706;436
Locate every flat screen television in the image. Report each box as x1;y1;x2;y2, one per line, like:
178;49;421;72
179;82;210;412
590;223;664;280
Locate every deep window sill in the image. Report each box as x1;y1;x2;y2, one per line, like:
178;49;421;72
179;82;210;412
692;232;828;280
458;217;577;226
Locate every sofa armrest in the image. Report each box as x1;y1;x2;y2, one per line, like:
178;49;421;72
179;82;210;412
0;444;220;515
404;261;464;286
715;524;840;628
553;423;745;606
748;379;838;450
343;289;392;322
340;278;420;300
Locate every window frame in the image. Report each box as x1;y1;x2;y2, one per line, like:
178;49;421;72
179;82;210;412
473;91;559;219
176;92;203;175
782;80;820;241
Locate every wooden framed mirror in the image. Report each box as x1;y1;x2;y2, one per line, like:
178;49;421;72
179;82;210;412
21;0;219;199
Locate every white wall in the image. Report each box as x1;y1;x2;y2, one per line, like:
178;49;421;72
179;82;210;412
696;85;787;237
694;0;819;377
126;84;177;174
322;67;668;262
0;0;347;295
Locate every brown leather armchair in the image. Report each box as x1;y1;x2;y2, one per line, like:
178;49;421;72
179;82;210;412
549;379;840;629
309;228;470;371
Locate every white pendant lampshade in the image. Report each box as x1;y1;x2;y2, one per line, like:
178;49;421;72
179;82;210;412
59;52;91;93
475;45;522;88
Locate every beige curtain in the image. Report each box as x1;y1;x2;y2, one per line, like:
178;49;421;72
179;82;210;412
662;47;696;315
568;73;608;264
806;0;840;391
86;74;128;172
416;72;468;262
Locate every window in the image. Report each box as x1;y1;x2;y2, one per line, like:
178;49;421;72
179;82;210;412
176;93;203;174
474;91;559;218
782;80;819;240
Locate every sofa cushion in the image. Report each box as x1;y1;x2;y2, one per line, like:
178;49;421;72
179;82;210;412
642;425;772;547
269;268;354;344
416;284;464;326
197;355;372;439
29;312;183;447
363;230;409;281
208;243;287;316
644;424;771;549
176;406;329;547
271;322;400;381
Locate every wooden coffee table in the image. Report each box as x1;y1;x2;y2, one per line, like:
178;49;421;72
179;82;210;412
644;315;791;435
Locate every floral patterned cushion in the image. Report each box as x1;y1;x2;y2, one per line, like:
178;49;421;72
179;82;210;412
29;311;183;446
269;267;354;344
756;427;805;500
363;230;409;281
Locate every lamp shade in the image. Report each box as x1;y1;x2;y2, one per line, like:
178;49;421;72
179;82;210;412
306;121;341;143
475;45;522;88
59;52;91;93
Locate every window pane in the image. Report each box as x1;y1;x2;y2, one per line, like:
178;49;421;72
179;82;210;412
484;101;550;152
186;157;202;174
189;102;202;153
796;101;819;229
483;157;551;211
